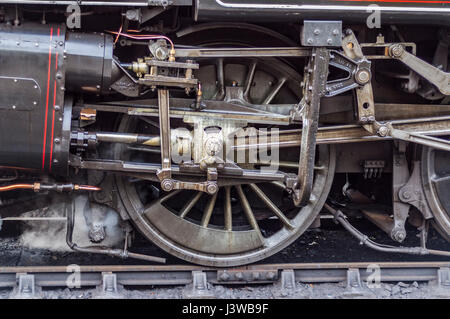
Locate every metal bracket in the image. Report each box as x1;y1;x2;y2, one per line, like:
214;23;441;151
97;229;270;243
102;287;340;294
183;271;215;299
14;273;36;298
301;21;342;47
102;273;119;295
346;268;362;289
436;267;450;289
279;269;296;290
391;141;410;243
325;50;372;97
341;30;376;124
160;178;218;194
217;269;278;283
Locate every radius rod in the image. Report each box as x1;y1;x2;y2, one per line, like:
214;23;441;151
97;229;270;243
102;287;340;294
292;47;329;207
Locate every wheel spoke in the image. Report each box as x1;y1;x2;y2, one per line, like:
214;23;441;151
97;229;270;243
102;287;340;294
214;58;225;100
159;190;181;204
201;192;218;227
262;77;286;105
431;174;450;185
224;186;232;231
249;183;294;229
271;181;286;190
244;60;257;100
139;116;160;129
235;185;263;237
179;192;203;218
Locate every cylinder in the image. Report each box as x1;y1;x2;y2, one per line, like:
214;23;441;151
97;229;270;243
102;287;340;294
65;32;119;94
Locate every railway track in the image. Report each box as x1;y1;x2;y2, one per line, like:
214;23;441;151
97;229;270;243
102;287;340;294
2;261;450;298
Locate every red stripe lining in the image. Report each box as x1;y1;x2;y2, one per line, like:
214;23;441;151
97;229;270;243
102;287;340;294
41;27;53;171
49;28;60;171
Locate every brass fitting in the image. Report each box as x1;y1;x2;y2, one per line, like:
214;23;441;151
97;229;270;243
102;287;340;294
168;48;176;62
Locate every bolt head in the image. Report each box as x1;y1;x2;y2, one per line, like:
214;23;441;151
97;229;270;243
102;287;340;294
235;272;244;280
219;272;230;281
206;183;218;195
390;44;404;58
161;179;173;192
266;271;275;280
355;69;371;85
377;126;389;137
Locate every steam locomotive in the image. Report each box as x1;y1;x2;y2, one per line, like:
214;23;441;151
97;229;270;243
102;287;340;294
0;0;449;266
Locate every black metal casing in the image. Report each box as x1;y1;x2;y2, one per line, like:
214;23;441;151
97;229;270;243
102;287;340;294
195;0;450;26
0;24;114;175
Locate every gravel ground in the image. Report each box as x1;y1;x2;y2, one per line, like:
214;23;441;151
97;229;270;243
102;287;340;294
1;279;449;299
0;218;449;299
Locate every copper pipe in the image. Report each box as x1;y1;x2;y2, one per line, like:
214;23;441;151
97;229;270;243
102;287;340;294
0;183;101;192
74;185;101;191
0;183;37;192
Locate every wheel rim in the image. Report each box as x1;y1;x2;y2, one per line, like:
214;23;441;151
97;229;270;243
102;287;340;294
115;26;335;266
115;113;335;266
422;142;450;240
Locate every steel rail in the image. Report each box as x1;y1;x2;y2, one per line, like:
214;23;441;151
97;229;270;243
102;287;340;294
0;262;449;288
